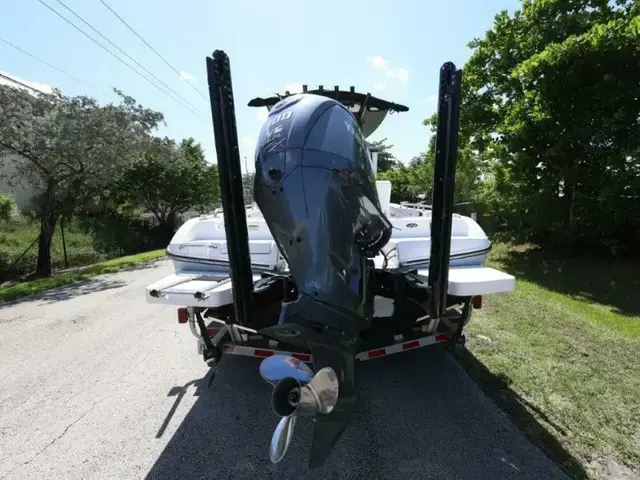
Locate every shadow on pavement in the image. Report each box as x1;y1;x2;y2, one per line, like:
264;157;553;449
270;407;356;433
146;347;574;480
0;278;127;309
0;260;164;310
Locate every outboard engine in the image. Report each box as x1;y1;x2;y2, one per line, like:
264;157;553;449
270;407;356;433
253;93;392;467
254;93;392;337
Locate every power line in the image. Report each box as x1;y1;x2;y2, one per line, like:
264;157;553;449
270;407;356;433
0;36;111;98
52;0;202;114
97;0;208;101
36;0;201;117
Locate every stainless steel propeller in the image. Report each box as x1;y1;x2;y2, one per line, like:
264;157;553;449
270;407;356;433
259;355;339;463
270;415;296;463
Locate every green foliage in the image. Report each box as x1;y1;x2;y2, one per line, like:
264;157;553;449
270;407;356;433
0;84;219;278
114;136;220;240
378;164;421;203
76;212;168;257
0;194;14;222
242;172;255;204
367;138;398;173
421;114;484;206
0;85;164;275
377;140;481;207
457;0;640;253
0;217;102;282
0;87;164;217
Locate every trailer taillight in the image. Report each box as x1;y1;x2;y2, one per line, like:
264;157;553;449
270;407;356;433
473;296;483;309
177;307;188;324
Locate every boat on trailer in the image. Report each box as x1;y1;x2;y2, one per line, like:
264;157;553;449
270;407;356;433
145;51;515;468
162;181;493;277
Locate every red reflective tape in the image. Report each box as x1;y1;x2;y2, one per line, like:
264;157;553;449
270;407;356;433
177;307;188;324
402;340;420;350
368;348;386;358
254;349;274;358
292;353;312;362
207;328;220;336
435;334;449;342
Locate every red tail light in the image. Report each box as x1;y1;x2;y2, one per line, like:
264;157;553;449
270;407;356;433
473;296;483;309
177;307;188;324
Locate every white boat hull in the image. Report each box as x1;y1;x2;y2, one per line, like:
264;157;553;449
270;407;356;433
148;181;515;308
164;200;492;275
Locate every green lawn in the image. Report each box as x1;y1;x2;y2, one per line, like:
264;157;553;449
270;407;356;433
0;249;166;303
460;244;640;479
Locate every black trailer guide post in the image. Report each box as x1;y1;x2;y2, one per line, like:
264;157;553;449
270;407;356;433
427;63;463;329
201;51;255;364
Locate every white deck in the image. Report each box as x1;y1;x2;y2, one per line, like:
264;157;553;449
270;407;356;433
146;266;515;308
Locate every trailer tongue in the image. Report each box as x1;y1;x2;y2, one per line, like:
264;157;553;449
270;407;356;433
145;49;516;469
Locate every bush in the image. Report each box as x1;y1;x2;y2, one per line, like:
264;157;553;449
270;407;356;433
77;212;170;257
0;216;105;282
0;253;10;283
0;194;14;222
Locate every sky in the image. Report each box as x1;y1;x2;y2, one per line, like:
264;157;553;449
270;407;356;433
1;0;521;171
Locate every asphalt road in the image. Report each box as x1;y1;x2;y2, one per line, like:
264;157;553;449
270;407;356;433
0;260;568;480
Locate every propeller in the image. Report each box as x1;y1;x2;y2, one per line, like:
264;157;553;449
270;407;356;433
259;355;339;463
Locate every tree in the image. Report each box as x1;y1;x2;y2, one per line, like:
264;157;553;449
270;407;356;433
378;162;424;203
0;86;163;276
457;0;640;252
241;172;255;205
421;114;483;206
367;138;398;173
377;123;482;206
116;137;220;242
0;194;14;222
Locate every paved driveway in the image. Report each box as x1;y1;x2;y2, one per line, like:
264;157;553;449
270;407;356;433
0;260;567;479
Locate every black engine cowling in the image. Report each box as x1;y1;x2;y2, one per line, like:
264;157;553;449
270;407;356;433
254;93;391;337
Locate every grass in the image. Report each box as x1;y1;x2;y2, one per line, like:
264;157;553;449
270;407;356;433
0;249;166;304
460;243;640;479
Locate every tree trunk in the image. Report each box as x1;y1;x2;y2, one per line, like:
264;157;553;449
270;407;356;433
60;218;69;269
163;212;178;244
34;179;58;278
34;213;58;277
